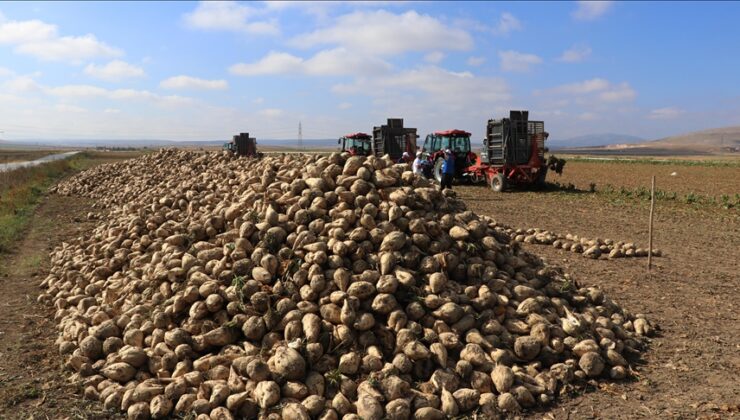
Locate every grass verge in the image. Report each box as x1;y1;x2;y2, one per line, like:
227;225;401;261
0;152;93;253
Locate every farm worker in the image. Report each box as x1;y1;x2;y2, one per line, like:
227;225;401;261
412;151;424;175
398;152;411;164
441;149;455;190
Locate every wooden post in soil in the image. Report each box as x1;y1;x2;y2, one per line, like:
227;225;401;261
648;176;655;272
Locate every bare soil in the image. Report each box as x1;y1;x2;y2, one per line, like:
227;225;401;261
0;194;118;419
551;160;740;198
457;184;740;419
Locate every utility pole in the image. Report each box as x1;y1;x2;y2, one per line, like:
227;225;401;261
298;121;303;151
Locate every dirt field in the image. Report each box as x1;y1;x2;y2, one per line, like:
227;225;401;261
551;159;740;198
0;155;737;418
456;173;739;418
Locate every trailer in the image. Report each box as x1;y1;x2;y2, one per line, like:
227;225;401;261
470;110;549;191
371;118;418;160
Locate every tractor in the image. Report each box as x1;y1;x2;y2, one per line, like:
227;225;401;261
338;132;372;156
371;118;418;160
420;130;477;182
224;132;262;158
422;111;560;191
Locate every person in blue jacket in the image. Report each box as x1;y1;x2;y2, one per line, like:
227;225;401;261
441;149;455;190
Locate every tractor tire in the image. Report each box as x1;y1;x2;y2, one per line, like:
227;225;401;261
490;173;506;192
433;158;444;183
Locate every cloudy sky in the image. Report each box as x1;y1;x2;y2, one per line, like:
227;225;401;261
1;1;739;142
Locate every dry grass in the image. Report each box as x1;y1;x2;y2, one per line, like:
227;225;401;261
0;150;146;252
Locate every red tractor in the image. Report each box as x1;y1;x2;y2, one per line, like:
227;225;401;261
338;132;372;156
422;110;554;191
420;129;477;182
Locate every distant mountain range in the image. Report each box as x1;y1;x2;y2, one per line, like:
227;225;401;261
557;126;740;155
549;133;645;149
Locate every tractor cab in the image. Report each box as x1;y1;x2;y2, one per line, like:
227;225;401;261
338;133;372;156
422;130;476;182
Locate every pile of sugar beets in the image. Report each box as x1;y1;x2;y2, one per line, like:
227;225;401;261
505;228;662;259
43;150;654;420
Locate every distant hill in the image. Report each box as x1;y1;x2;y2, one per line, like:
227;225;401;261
642;126;740;152
549;133;645;149
556;126;740;156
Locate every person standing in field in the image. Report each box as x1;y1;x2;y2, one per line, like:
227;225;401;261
398;151;411;164
441;149;455;190
412;151;424;175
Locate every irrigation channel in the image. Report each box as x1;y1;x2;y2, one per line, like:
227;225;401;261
0;151;79;173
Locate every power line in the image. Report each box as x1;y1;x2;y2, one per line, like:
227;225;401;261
298;121;303;151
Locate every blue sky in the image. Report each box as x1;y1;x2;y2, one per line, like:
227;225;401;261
1;1;739;142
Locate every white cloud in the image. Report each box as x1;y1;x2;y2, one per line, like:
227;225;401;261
541;78;611;95
291;10;473;55
572;1;613;21
103;108;120;114
2;75;43;92
0;19;57;44
252;97;264;105
578;112;598;121
537;78;636;103
259;108;284;117
558;44;592;62
338;102;352;110
16;34;120;62
499;50;542;72
494;12;522;35
230;48;391;77
55;103;87;113
424;51;445;64
598;82;635;102
160;75;228;90
41;82;194;105
48;84;108;97
183;1;279;35
230;52;303;76
332;66;509;108
0;66;14;77
466;56;485;66
84;60;145;81
648;107;684;120
0;17;121;63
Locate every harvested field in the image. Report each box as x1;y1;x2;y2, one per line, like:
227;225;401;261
550;158;740;199
0;151;737;419
456;175;740;418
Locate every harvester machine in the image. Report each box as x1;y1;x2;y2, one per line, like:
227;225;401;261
422;110;561;191
371;118;418;160
224;132;262;158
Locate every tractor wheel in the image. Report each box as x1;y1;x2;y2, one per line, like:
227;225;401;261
490;173;506;192
433;158;444;183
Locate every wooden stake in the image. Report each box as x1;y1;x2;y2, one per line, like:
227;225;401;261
648;176;655;272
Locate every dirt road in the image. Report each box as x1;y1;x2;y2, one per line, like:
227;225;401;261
0;194;117;419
